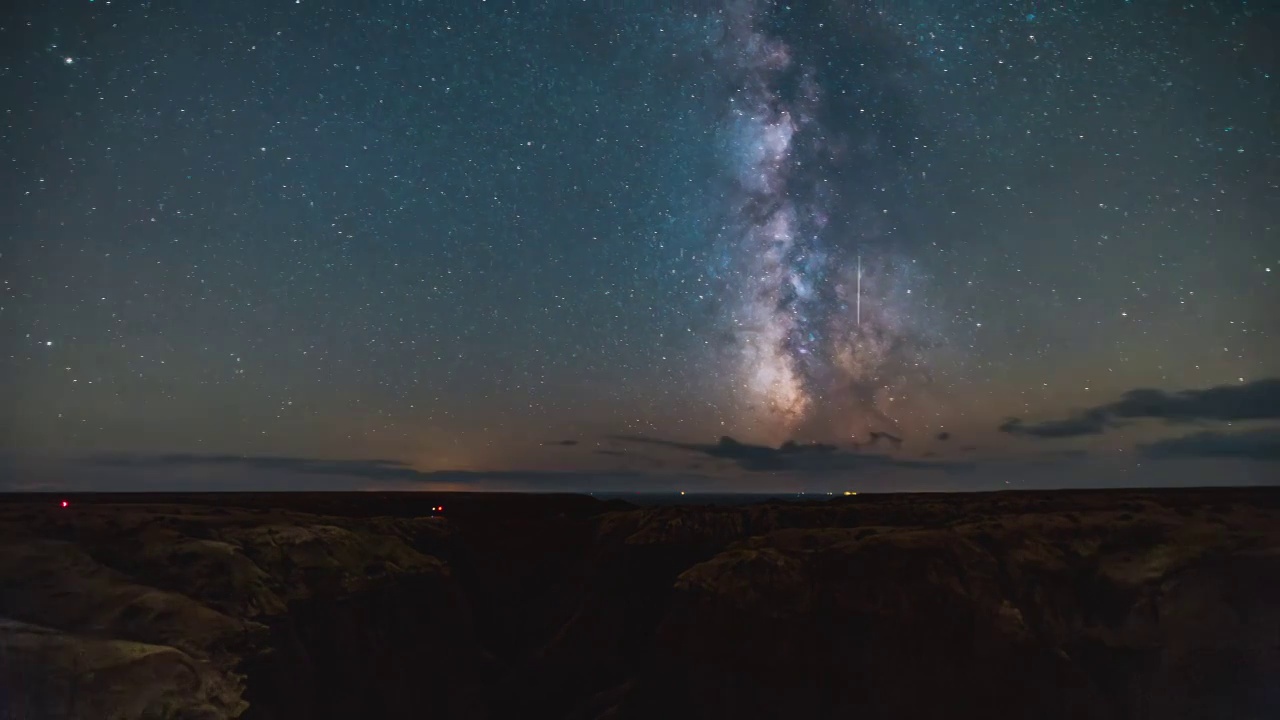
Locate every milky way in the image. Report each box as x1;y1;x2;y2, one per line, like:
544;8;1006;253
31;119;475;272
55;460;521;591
3;0;1275;490
708;1;940;443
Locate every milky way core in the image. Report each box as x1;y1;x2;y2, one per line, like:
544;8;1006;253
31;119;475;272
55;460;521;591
711;1;938;443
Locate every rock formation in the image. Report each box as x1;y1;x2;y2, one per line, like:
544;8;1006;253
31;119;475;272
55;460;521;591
0;489;1276;718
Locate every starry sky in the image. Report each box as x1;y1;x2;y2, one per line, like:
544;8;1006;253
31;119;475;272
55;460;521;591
2;0;1276;492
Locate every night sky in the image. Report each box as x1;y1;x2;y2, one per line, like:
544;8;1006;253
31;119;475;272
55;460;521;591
2;0;1276;492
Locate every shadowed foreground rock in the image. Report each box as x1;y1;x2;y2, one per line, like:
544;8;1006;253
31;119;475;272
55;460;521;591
0;489;1277;719
0;502;486;719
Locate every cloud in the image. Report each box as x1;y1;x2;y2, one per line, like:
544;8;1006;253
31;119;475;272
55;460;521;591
1107;379;1280;422
936;432;951;441
999;378;1280;439
610;435;834;471
89;453;445;482
866;431;903;448
1138;428;1280;461
543;439;580;446
998;409;1111;439
0;450;735;492
83;453;647;487
610;435;969;474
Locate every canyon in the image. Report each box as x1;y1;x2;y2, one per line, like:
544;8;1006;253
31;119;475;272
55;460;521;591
1;488;1277;719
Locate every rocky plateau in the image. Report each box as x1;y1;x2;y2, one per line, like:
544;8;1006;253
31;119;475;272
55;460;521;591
1;488;1277;719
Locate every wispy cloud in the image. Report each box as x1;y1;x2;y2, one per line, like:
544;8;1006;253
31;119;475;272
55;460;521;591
999;410;1110;439
83;453;651;487
89;453;446;482
609;435;971;474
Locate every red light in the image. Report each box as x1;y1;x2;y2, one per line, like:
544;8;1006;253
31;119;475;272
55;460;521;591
60;500;69;508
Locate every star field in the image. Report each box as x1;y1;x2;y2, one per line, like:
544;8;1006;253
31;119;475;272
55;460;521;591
1;0;1276;491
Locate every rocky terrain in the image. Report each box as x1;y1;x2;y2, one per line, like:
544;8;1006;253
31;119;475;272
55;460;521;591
1;488;1277;719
